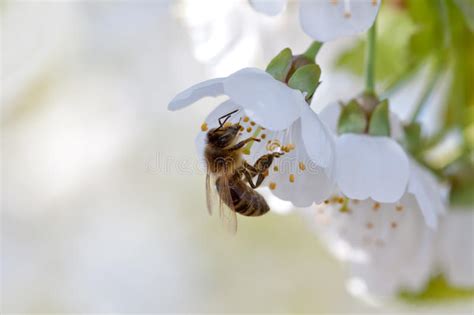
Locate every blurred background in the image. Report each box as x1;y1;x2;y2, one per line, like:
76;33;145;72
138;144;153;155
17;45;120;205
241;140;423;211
1;1;472;313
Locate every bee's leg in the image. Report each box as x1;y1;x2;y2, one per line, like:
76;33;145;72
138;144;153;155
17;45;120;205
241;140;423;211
254;152;283;172
245;152;284;188
242;160;258;177
227;137;260;152
240;167;259;189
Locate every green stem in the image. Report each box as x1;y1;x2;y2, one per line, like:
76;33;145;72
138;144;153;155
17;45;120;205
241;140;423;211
365;21;377;94
410;69;440;123
303;41;323;62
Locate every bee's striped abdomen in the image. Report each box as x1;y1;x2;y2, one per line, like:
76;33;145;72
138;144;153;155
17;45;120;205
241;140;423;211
228;181;270;217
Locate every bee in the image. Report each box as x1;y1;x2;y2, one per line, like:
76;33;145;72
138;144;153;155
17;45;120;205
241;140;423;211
204;109;283;232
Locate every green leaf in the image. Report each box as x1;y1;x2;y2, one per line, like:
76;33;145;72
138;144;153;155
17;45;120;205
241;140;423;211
337;100;367;135
368;99;391;136
400;275;474;303
265;48;293;82
287;64;321;100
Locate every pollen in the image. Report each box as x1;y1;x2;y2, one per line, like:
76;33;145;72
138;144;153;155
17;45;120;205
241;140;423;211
366;222;374;229
269;182;277;190
250;121;256;126
286;143;295;151
201;123;208;131
246;127;252;133
261;134;266;139
371;0;377;6
243;116;249;122
391;222;398;229
298;162;306;171
324;200;330;204
396;204;404;212
337;197;344;204
289;174;295;183
372;202;380;211
273;165;279;172
344;11;352;18
224;121;232;128
330;0;338;4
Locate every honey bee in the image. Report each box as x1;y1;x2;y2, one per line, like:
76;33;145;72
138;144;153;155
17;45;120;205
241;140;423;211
204;109;283;232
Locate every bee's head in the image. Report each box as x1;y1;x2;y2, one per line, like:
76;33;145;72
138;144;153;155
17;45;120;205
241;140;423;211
207;122;241;148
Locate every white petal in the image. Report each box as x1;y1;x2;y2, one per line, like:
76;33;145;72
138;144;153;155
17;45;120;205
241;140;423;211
248;0;286;16
318;102;341;133
408;160;446;229
336;134;409;203
314;194;428;262
168;78;225;111
437;208;474;288
224;68;305;131
299;0;380;42
300;105;335;168
194;100;243;165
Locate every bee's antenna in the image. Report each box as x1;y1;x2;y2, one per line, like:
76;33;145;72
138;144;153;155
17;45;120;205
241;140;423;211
217;109;240;130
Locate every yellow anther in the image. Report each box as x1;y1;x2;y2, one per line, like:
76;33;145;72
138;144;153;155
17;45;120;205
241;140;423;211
298;162;306;171
243;116;249;122
289;174;295;183
246;127;252;133
261;134;266;139
239;126;244;131
269;182;277;190
250;121;256;126
201;123;208;131
266;139;281;151
373;202;380;211
273;165;279;172
286;143;295;151
396;204;404;212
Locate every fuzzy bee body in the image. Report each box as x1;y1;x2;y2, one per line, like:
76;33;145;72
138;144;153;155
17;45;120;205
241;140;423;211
203;115;281;232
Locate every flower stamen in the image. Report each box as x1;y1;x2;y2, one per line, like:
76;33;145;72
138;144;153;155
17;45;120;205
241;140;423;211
344;0;352;18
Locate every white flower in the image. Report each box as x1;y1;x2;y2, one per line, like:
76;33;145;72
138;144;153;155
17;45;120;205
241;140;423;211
437;206;474;288
168;67;335;206
307;102;446;298
249;0;381;42
318;102;445;228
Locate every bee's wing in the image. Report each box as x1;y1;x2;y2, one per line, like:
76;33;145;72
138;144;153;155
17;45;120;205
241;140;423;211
217;175;238;234
205;169;217;216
